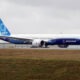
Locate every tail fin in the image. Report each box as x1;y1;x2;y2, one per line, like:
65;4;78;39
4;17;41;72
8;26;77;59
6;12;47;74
0;19;11;36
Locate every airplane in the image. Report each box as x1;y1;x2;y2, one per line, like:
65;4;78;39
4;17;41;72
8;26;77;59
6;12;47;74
0;18;80;48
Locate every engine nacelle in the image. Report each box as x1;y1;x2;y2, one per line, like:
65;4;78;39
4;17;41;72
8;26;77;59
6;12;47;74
32;39;45;47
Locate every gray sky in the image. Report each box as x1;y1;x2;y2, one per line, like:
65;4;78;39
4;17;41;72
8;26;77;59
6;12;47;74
0;0;80;34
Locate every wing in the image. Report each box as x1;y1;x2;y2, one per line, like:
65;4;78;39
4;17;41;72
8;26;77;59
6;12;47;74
0;36;33;44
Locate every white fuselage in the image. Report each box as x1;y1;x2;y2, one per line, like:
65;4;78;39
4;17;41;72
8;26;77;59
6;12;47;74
11;34;80;40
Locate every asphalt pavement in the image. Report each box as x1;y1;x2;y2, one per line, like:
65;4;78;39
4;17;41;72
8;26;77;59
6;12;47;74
0;43;80;50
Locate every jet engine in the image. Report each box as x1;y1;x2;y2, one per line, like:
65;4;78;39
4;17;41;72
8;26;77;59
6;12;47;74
32;39;45;47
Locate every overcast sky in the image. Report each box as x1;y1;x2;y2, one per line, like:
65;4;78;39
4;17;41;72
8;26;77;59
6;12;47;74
0;0;80;34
